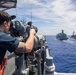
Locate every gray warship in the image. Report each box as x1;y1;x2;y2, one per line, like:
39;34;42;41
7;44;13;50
71;31;76;39
56;30;68;41
0;0;76;75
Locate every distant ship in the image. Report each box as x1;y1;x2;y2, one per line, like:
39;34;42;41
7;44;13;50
56;30;68;40
71;31;76;39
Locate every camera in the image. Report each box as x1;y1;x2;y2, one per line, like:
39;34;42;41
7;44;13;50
9;20;43;50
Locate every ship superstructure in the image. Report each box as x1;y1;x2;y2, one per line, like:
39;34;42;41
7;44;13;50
56;30;68;41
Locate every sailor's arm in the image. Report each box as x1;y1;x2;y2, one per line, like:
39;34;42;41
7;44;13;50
15;29;35;53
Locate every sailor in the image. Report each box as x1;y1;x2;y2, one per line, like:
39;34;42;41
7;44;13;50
0;10;36;65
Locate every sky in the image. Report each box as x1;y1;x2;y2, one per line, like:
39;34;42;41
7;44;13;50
6;0;76;35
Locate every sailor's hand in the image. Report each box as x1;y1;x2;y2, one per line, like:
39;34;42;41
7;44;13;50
30;29;36;35
17;36;23;41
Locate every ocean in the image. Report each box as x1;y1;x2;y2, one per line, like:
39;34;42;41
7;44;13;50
45;35;76;73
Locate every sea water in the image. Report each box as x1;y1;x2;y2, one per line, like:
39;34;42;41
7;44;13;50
45;35;76;73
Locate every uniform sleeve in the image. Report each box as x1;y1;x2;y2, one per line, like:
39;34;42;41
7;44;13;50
8;37;19;52
0;33;20;53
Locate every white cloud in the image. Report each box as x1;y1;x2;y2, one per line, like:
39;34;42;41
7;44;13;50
6;0;76;35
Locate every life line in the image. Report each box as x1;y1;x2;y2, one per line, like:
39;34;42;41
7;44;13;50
0;56;7;75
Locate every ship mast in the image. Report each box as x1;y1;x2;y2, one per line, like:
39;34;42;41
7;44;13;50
31;4;32;21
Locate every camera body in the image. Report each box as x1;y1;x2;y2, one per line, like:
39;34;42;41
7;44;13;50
10;20;42;50
10;21;35;39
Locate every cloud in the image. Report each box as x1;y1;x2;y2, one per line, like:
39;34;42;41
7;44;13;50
6;0;76;35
